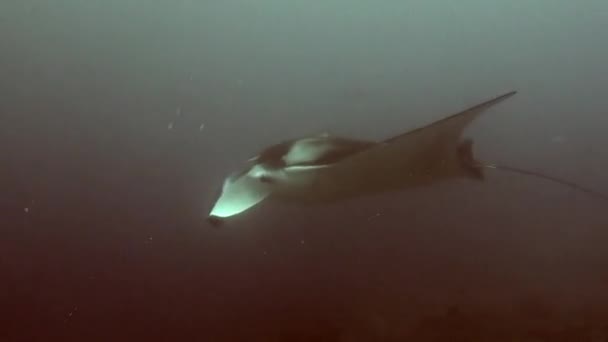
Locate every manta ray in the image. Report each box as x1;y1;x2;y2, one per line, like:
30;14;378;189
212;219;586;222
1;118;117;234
207;91;607;226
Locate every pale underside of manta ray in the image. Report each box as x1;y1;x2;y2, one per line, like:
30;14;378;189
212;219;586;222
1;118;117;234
207;91;520;224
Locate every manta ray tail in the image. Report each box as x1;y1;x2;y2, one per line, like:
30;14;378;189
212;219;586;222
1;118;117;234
455;136;608;202
481;163;608;202
457;138;485;180
459;153;608;202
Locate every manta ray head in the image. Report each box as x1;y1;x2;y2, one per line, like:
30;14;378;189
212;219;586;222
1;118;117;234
206;136;350;226
206;163;287;227
206;160;331;227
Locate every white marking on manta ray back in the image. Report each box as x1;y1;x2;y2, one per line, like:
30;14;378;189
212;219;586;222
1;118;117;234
283;137;334;166
283;164;332;172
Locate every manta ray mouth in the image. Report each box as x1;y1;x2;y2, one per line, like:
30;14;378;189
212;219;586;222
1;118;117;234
207;215;224;227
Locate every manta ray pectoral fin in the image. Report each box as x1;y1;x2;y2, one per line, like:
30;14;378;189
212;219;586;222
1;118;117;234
383;91;517;145
457;139;484;180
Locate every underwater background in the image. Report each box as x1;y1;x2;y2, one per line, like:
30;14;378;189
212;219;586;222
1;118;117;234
2;0;608;340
